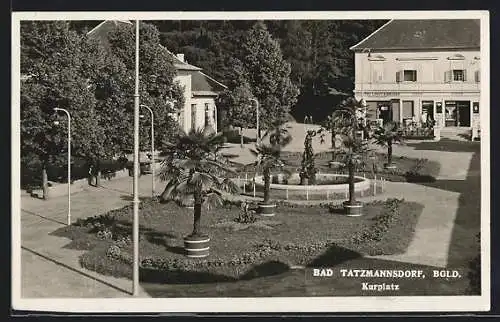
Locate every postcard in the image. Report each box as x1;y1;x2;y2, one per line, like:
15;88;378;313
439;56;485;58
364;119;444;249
12;10;490;313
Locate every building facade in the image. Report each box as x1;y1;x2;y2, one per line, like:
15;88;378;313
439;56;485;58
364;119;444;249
351;19;480;131
87;21;226;133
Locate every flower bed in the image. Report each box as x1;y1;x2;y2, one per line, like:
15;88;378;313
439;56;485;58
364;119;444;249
52;198;423;284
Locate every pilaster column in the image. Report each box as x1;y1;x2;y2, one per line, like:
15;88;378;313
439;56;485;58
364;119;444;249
399;99;403;123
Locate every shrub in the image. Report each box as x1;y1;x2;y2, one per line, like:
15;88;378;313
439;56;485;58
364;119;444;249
235;202;257;224
106;245;121;258
350;198;403;245
404;159;436;183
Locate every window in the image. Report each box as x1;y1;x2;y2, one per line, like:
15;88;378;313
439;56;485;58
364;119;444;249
371;63;384;83
191;104;197;130
403;70;417;82
475;70;480;83
177;109;184;128
204;103;210;126
453;69;466;81
396;69;418;82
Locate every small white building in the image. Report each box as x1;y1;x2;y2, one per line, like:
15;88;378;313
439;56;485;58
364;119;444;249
87;20;226;133
351;19;480;131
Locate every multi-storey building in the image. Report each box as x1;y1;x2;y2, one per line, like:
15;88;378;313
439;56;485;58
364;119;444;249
87;20;226;133
351;19;480;132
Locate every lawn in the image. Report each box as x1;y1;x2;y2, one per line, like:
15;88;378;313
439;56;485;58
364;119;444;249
52;197;423;286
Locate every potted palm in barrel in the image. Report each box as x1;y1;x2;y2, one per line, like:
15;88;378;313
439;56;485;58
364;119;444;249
332;98;370;216
159;128;239;258
250;125;291;217
372;121;403;170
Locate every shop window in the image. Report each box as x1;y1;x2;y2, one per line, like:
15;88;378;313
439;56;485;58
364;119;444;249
402;101;414;119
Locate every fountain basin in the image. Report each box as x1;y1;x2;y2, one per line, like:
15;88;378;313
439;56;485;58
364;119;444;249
253;173;371;194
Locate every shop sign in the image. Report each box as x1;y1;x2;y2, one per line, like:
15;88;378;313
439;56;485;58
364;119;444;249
473;102;479;113
365;91;399;97
436;102;443;114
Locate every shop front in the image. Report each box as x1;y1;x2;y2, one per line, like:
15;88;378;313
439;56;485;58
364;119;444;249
444;101;471;127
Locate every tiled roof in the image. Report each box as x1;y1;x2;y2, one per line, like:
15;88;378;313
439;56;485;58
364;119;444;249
87;20;226;94
86;20;133;50
191;71;227;95
351;19;480;51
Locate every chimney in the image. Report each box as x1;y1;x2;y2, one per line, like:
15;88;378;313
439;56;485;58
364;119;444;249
176;53;185;62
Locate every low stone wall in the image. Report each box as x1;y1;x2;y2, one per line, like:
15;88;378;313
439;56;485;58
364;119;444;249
28;168;130;198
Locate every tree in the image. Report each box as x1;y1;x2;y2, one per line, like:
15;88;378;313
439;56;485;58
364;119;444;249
250;127;292;205
154;19;386;125
20;21;103;198
240;22;299;131
332;97;370;211
103;21;185;157
278;20;314;89
159;128;239;238
217;81;256;147
372;121;403;168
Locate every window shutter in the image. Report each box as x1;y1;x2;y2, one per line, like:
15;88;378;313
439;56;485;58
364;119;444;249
463;69;467;82
414;70;417;82
396;71;401;83
475;70;480;82
444;71;451;83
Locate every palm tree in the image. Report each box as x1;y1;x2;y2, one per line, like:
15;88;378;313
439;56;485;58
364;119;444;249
372;121;403;169
336;133;369;206
249;125;291;214
159;128;239;240
332;97;370;215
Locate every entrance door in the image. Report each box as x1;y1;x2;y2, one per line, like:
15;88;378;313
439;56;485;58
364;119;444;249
376;101;391;124
421;101;434;121
444;101;457;127
457;101;471;127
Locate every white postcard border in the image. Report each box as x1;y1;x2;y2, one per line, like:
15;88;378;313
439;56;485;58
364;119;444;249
11;10;491;313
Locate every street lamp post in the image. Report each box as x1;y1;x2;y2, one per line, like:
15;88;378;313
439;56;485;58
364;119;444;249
214;105;218;133
140;104;155;197
53;108;71;226
132;19;140;297
250;98;260;144
360;48;371;127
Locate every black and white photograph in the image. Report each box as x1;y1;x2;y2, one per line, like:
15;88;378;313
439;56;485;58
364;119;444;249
11;10;490;313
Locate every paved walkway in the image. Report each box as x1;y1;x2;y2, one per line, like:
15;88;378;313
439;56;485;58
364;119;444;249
19;122;478;296
20;174;163;298
227;122;478;268
230;122;474;180
363;182;461;267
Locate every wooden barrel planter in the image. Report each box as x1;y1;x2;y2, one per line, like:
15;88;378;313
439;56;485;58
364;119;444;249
384;163;397;170
343;201;363;217
258;203;276;217
184;235;210;258
182;198;195;209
